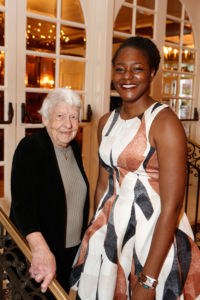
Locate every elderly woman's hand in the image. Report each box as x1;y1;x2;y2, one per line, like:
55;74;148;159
26;232;56;293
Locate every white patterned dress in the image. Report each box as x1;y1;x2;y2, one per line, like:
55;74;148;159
70;102;200;300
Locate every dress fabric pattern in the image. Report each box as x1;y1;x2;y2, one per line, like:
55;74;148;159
70;102;200;300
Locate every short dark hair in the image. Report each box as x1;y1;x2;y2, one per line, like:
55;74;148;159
112;36;161;75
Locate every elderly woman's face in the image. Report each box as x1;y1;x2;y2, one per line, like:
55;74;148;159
43;102;79;148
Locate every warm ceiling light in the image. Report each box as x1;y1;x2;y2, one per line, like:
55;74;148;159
37;29;40;32
65;37;69;42
32;35;35;38
49;30;52;33
28;25;31;28
48;36;51;38
174;49;178;53
27;30;30;33
52;25;55;28
38;23;41;26
164;46;168;54
185;50;188;54
168;47;172;51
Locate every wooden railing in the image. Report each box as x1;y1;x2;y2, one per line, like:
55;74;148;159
185;138;200;246
0;207;72;300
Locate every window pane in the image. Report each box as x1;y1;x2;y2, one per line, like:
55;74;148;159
0;51;4;85
0;129;4;161
112;35;127;59
165;19;180;44
163;46;179;71
0;91;4;121
182;124;191;138
61;0;84;24
185;10;190;21
59;60;85;90
137;0;155;10
27;0;57;18
181;49;195;72
60;25;86;57
161;99;176;111
178;99;192;119
162;72;178;96
79;94;84;117
26;56;55;88
136;11;154;38
27;18;56;53
167;0;182;18
0;166;4;197
26;128;41;137
24;93;47;124
183;24;194;48
0;12;5;46
114;6;133;34
179;75;194;97
0;1;5;6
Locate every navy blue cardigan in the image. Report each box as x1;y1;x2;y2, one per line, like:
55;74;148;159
9;127;89;285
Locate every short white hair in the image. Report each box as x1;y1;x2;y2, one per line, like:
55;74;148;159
38;88;82;122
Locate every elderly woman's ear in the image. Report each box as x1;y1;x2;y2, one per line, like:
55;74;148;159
42;116;48;127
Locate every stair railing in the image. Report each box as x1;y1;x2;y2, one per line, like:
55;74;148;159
0;207;72;300
185;138;200;246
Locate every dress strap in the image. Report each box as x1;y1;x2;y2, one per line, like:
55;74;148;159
145;102;170;143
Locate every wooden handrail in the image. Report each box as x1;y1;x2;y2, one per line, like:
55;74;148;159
0;207;72;300
187;138;200;149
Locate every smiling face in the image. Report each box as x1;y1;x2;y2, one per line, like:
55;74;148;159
43;101;79;148
113;46;155;103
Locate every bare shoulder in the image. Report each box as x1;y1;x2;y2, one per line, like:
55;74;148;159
150;107;187;149
97;112;111;144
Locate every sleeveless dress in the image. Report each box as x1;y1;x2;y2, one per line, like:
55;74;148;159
70;102;200;300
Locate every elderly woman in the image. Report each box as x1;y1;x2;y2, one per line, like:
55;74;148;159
9;88;89;297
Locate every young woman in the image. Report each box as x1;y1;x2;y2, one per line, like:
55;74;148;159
70;37;200;300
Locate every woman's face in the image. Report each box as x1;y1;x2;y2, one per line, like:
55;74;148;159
113;46;155;103
43;101;79;148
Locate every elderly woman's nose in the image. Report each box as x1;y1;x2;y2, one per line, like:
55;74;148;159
63;117;72;128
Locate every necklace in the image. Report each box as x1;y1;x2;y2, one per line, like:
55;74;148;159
62;148;68;160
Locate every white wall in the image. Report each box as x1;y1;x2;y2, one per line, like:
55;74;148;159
82;0;115;212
